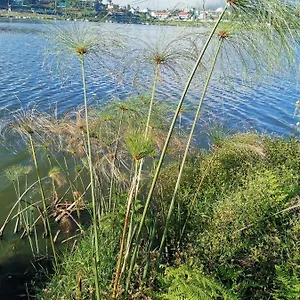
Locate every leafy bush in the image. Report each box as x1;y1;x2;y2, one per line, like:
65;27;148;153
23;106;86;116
274;256;300;299
182;134;300;299
157;265;237;300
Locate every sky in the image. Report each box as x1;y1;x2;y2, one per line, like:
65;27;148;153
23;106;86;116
109;0;225;10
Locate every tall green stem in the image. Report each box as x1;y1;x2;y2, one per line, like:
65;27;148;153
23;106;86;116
109;110;124;212
157;39;224;265
93;256;100;300
145;64;160;136
179;151;216;242
80;56;100;300
63;154;81;220
115;65;160;293
142;218;156;281
0;177;47;237
112;160;139;298
125;4;229;291
12;181;20;234
29;134;58;268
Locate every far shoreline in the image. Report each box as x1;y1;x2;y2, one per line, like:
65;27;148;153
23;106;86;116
0;9;212;27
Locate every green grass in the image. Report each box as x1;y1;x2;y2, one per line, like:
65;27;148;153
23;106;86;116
40;225;120;299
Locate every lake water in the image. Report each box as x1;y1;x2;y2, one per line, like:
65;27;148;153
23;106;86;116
0;18;299;297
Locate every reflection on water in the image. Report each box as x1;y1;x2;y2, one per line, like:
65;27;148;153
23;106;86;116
0;19;299;286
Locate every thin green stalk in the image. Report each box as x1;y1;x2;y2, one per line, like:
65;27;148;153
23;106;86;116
122;63;160;276
33;214;40;254
142;219;156;281
125;4;229;291
20;207;35;256
12;181;21;234
93;257;100;300
11;200;41;222
121;166;140;273
47;155;60;206
80;57;99;258
80;56;100;300
29;134;58;268
112;160;139;298
145;64;160;137
109;110;124;213
127;63;160;227
157;39;224;265
15;175;35;255
119;224;137;283
179;149;217;242
0;177;47;237
125;191;136;258
24;174;30;236
63;154;81;220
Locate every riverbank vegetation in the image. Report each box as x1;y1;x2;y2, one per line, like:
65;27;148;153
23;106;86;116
39;132;300;299
1;0;300;299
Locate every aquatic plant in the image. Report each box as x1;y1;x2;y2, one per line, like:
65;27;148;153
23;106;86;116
157;31;225;265
29;132;59;267
125;0;300;291
134;31;197;135
0;104;59;266
156;4;300;264
3;164;36;254
47;23;110;298
113;131;155;297
125;4;231;291
40;133;300;299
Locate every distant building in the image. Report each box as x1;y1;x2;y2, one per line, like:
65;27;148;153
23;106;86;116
178;11;189;20
151;11;170;20
107;0;113;10
198;11;206;20
129;7;136;14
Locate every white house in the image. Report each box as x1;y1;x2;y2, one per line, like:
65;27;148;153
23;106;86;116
151;11;170;20
178;11;190;20
129;7;136;14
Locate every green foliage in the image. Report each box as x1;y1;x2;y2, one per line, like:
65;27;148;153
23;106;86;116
38;131;300;299
125;131;156;161
263;136;300;170
153;133;300;299
184;134;300;298
157;265;237;300
274;263;300;300
3;1;300;297
40;225;119;299
273;220;300;299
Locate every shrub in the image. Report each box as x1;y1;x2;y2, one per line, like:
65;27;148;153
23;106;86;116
157;265;237;300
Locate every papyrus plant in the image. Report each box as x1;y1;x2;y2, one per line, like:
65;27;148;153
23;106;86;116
46;22;125;300
125;0;300;291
